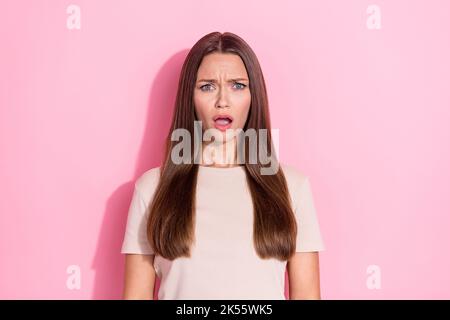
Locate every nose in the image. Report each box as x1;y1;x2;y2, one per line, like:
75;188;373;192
215;86;230;109
216;104;229;109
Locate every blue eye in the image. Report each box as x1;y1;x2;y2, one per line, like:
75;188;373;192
200;84;214;91
233;82;247;90
199;82;247;91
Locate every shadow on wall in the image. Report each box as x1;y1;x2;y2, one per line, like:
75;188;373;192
90;49;190;299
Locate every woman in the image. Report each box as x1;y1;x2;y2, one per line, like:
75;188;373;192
121;31;325;300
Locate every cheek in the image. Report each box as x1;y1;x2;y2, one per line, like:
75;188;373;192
193;94;209;121
234;93;251;127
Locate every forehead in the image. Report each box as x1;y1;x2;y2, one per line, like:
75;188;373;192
197;52;248;77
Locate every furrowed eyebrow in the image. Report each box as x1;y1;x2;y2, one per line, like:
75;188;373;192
196;78;249;83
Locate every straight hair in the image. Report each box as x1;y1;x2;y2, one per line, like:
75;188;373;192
147;32;297;261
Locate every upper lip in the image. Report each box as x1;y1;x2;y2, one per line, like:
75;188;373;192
213;114;234;122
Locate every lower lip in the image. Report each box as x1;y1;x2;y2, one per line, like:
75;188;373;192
214;120;233;131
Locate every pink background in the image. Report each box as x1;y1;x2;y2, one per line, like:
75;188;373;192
1;0;449;299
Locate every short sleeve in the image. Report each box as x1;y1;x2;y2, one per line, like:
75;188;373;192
294;177;325;252
120;183;154;255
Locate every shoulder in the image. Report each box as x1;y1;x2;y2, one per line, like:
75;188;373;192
279;163;312;209
279;163;309;188
134;166;162;204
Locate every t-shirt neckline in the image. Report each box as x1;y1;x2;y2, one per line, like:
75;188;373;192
198;164;245;173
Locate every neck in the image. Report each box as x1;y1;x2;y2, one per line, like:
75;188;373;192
199;137;240;168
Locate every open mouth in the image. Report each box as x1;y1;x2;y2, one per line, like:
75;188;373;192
213;115;233;131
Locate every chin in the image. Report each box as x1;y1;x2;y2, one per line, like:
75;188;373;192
204;127;236;143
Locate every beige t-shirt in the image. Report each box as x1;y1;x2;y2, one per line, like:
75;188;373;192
121;163;324;300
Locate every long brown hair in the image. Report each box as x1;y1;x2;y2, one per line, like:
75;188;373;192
147;31;297;261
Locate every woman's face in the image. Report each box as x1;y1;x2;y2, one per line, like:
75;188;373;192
193;52;251;140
